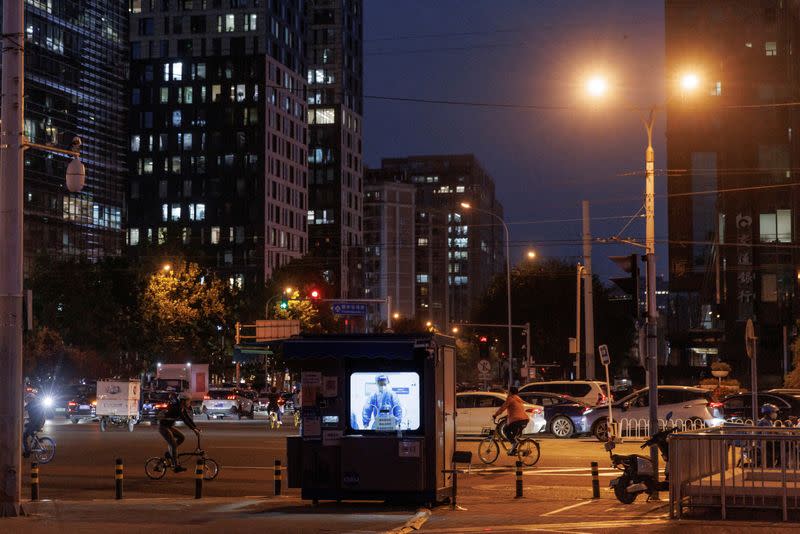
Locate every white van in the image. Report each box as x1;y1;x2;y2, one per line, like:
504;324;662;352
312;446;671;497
519;381;610;406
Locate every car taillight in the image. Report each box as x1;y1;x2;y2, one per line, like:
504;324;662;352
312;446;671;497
68;401;77;407
227;395;236;400
598;392;607;405
203;395;211;400
526;407;542;415
155;403;168;409
91;401;97;406
709;402;723;409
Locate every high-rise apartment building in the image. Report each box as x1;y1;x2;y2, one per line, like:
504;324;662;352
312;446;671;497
666;0;800;387
363;178;416;320
21;0;128;268
127;0;308;288
305;0;363;297
366;155;505;328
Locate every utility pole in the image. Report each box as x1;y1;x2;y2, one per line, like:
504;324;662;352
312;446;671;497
582;200;596;380
643;108;660;498
0;0;25;516
575;263;583;380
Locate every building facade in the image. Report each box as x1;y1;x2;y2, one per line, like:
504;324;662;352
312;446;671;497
21;0;128;268
367;155;505;328
363;178;416;320
666;0;800;387
305;0;363;297
127;0;308;288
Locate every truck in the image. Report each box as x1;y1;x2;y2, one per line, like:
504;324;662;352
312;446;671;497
155;363;210;414
96;379;141;432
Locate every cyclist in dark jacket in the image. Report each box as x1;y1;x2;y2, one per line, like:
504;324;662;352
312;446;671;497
158;392;198;471
23;395;46;458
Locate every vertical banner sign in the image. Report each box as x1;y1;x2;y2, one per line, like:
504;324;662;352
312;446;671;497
736;213;754;320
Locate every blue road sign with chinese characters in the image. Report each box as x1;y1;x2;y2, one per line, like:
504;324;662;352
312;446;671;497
331;302;368;316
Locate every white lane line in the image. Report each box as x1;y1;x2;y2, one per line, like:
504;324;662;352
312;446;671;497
541;499;594;517
220;466;274;470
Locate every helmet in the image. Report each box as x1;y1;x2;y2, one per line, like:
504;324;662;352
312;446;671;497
375;374;389;384
761;403;779;415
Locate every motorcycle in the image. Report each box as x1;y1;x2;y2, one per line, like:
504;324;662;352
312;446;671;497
607;426;678;504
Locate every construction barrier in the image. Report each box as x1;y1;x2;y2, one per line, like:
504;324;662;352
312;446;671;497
515;460;523;498
195;459;204;499
274;459;282;496
31;462;39;501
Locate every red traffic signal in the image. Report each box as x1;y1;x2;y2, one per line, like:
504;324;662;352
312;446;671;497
479;336;488;343
310;289;320;299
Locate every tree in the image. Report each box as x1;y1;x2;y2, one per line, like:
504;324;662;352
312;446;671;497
139;261;231;364
471;258;636;381
784;336;800;388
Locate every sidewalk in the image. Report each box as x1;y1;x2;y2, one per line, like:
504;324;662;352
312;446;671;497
0;496;424;534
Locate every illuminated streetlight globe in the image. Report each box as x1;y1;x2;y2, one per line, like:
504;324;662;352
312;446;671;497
284;286;293;294
681;72;700;91
527;250;536;259
586;76;608;97
392;312;400;319
162;263;171;272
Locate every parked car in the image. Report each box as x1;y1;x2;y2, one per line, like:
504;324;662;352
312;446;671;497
455;391;545;436
583;385;725;441
519;380;611;406
722;391;800;423
767;389;800;398
64;383;97;424
202;388;255;419
517;391;591;438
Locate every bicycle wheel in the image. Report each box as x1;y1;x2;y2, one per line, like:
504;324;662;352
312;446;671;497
34;437;56;464
203;458;220;480
145;457;168;480
478;438;500;465
517;439;540;467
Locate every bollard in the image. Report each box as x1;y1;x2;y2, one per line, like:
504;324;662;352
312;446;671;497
515;460;523;498
31;462;39;502
115;458;123;500
591;461;600;499
195;459;204;499
274;459;282;496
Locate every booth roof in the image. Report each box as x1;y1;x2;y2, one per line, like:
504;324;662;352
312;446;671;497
283;335;433;360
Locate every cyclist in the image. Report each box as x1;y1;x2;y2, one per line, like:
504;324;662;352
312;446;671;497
22;394;46;459
758;403;779;427
266;387;282;427
493;386;529;455
158;392;199;472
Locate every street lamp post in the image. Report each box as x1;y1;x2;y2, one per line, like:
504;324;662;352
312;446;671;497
461;202;513;390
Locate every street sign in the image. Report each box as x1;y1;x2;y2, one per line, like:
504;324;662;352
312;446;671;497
331;302;368;316
477;359;491;374
598;344;610;366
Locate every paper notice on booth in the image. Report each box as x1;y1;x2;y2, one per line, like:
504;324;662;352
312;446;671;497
301;372;322;407
322;430;342;446
322;376;338;397
303;416;321;438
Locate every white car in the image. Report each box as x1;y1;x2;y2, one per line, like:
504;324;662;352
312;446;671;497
202;388;255;419
583;385;725;441
519;380;611;406
456;391;546;436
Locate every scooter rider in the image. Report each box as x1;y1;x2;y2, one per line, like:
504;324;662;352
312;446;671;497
158;392;199;471
758;403;779;427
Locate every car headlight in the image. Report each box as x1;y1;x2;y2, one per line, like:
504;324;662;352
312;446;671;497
42;396;54;408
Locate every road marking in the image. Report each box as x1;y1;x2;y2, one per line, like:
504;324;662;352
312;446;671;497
541;499;594;516
383;508;431;534
415;517;667;533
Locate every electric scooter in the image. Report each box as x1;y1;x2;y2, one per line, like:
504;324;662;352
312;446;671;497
607;426;678;504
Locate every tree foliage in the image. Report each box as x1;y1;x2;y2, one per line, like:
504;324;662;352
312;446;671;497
471;258;636;380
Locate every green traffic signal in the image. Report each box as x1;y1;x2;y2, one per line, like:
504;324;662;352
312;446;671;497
280;299;288;309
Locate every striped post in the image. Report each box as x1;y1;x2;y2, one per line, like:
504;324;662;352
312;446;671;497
115;458;123;500
195;459;204;499
274;459;282;496
591;461;600;499
31;462;39;501
515;460;523;498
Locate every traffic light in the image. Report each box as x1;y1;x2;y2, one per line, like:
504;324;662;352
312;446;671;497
478;336;489;359
279;297;289;309
610;254;641;320
310;289;320;300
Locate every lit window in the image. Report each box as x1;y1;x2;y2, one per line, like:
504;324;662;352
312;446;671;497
416;274;429;283
211;226;220;244
182;228;191;245
159;87;169;103
314;108;335;124
456;185;465;193
129;228;140;246
212;84;222;102
766;41;777;56
183;86;193;104
172;62;183;81
161;204;168;222
131;135;141;152
183;133;192;150
759;210;792;243
244;13;257;31
143;158;153;174
195;203;205;220
236;84;246;102
417;237;429;246
158;228;167;244
172;110;182;127
171;205;181;221
225;14;235;32
130;0;142;13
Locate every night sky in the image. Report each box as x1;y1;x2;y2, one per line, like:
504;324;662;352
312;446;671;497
363;0;666;281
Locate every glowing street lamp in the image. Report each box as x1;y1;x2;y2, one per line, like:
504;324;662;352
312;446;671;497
586;76;608;98
162;263;172;272
680;72;699;91
392;312;400;320
284;286;293;294
527;250;536;260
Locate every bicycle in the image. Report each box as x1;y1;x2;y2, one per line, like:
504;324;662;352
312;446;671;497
267;409;283;429
293;409;300;428
145;430;219;480
25;431;56;464
478;417;540;467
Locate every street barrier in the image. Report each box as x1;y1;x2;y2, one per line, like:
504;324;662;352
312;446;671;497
670;426;800;521
115;458;123;500
614;418;711;440
30;462;39;501
515;460;523;498
274;459;282;496
591;461;600;499
195;459;204;499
